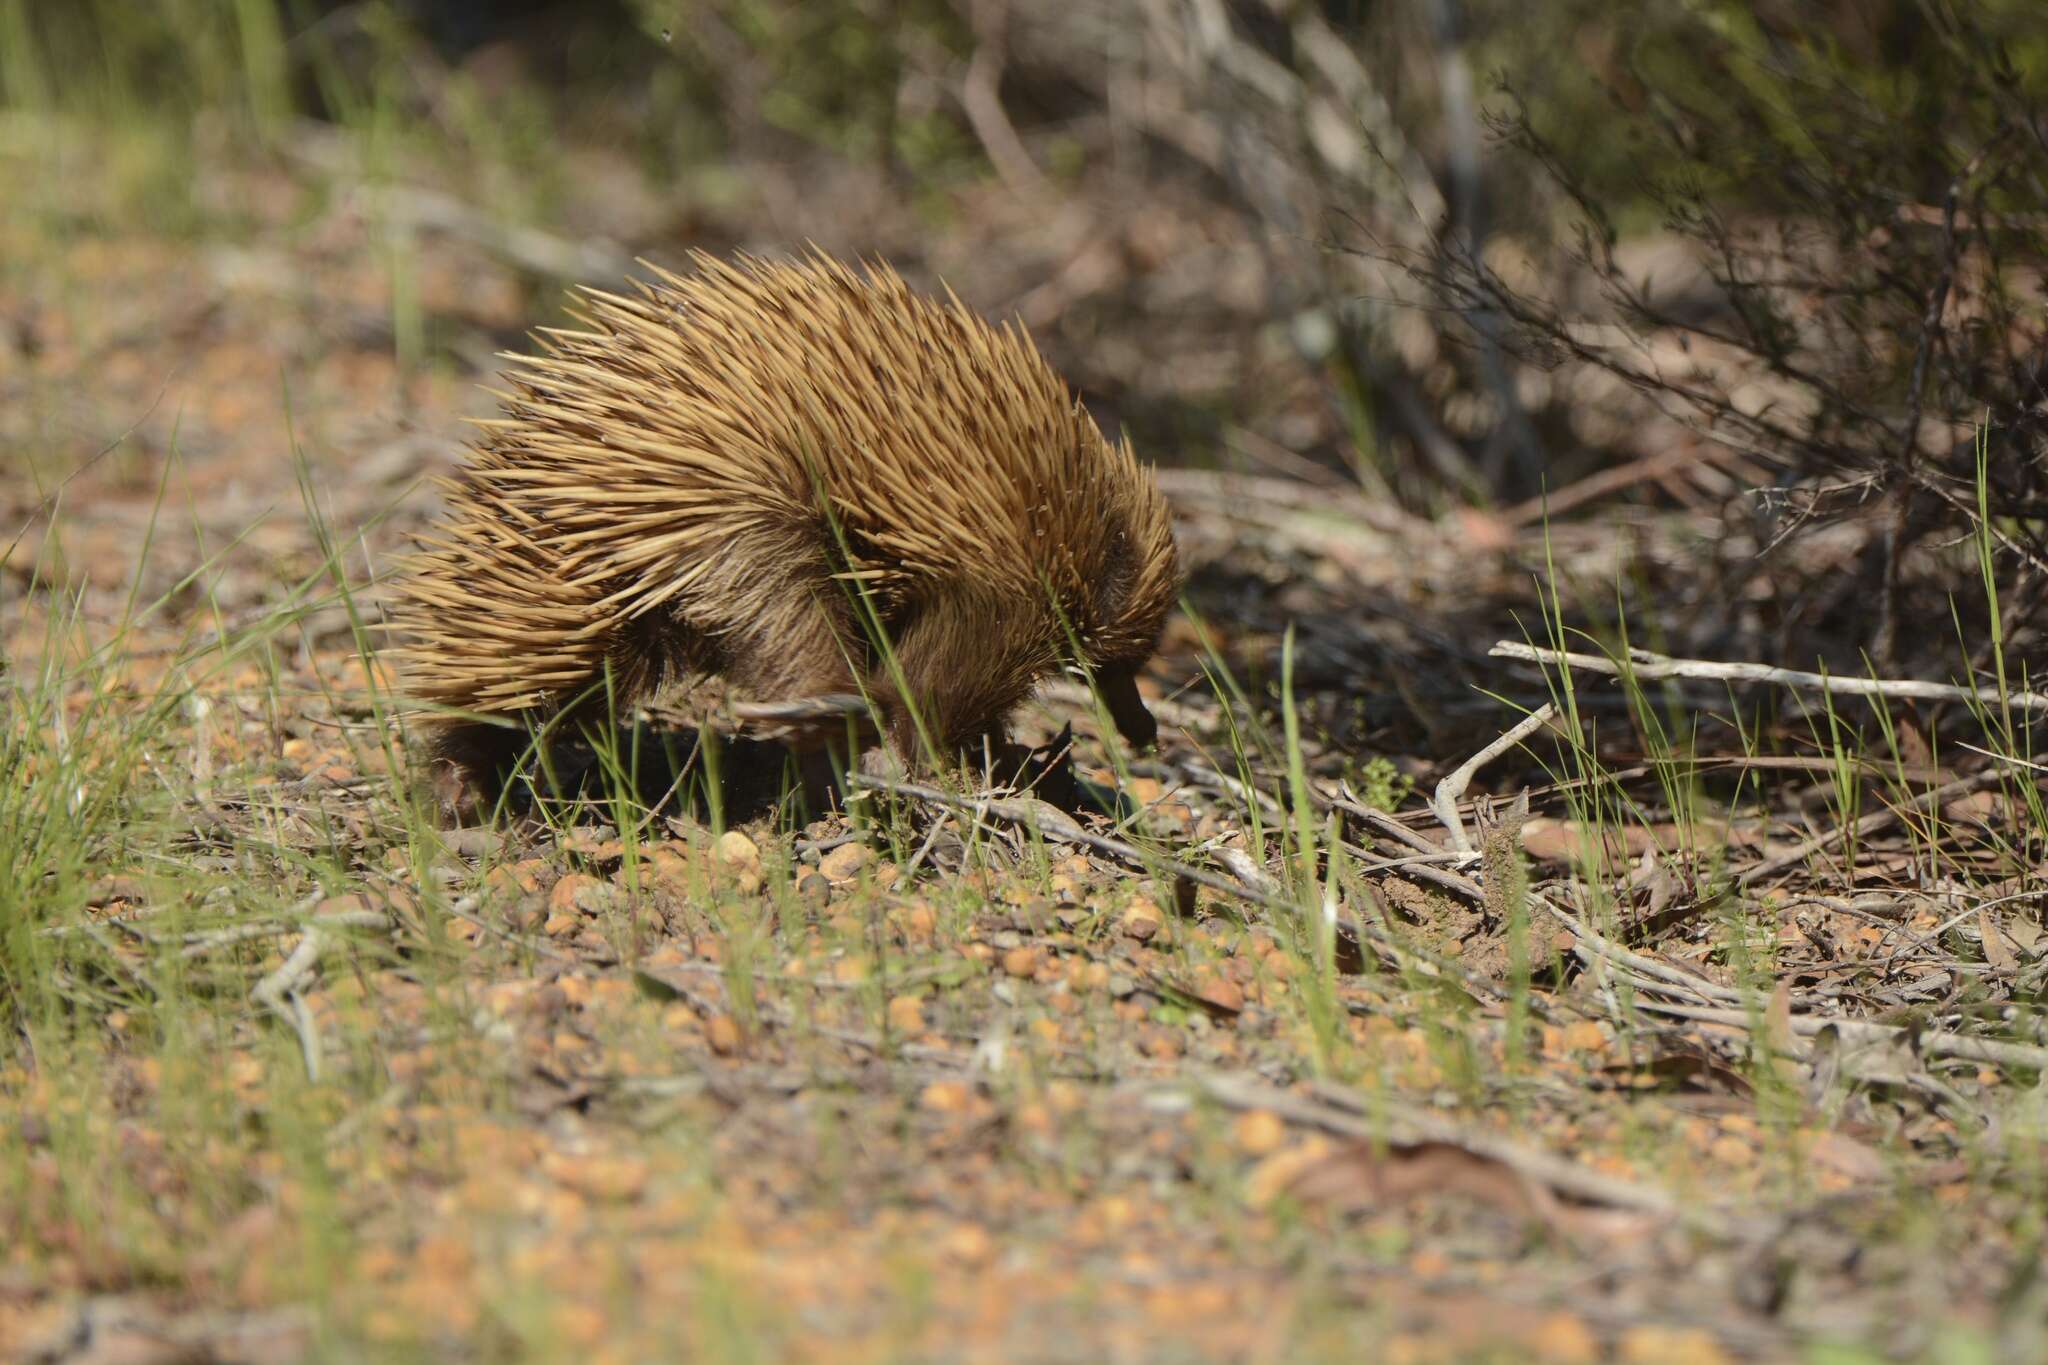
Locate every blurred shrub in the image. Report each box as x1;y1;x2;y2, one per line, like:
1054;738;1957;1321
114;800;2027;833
620;0;978;178
0;0;292;129
1402;0;2048;657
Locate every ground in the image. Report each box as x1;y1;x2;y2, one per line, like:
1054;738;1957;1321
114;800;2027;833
4;74;2048;1365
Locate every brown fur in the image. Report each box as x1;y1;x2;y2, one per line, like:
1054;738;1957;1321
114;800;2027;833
389;248;1180;811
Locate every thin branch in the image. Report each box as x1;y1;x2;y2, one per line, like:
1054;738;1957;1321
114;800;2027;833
1636;999;2048;1072
1490;641;2048;714
1432;704;1556;854
251;926;329;1081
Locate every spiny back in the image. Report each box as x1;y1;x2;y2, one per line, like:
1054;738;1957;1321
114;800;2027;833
485;251;1167;625
393;248;1179;747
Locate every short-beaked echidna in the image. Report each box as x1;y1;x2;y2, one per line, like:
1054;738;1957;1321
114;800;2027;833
391;249;1180;811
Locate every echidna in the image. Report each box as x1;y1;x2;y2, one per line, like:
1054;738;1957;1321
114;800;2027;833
391;248;1180;814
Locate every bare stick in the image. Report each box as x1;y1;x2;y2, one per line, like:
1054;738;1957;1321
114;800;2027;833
180;909;388;960
729;694;870;725
1636;1000;2048;1072
1534;893;1742;1005
1490;641;2048;714
1432;704;1556;854
251;927;328;1081
1213;846;1282;897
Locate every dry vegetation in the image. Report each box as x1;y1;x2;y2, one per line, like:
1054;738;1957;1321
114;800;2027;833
4;3;2048;1362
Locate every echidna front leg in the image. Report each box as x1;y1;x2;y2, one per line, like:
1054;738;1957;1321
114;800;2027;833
709;584;879;811
424;718;540;824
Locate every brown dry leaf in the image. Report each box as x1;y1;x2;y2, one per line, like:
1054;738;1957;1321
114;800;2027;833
1597;1039;1753;1098
1802;1128;1889;1185
541;1149;650;1203
1142;967;1242;1018
1978;909;2018;972
1266;1139;1566;1234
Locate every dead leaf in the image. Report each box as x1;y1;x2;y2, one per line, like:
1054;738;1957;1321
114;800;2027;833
1265;1139;1566;1235
1978;909;2018;972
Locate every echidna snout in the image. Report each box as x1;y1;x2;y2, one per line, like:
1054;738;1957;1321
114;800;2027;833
390;248;1181;815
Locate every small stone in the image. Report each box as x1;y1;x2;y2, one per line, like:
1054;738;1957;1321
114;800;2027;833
887;994;926;1033
920;1080;973;1114
1191;967;1244;1013
943;1222;995;1267
646;848;693;890
704;1014;742;1055
818;841;872;883
439;827;504;859
1120;898;1164;943
1001;946;1040;977
1617;1326;1730;1365
1529;1312;1601;1364
713;830;760;874
1232;1108;1287;1156
541;1150;648;1203
548;873;599;918
1139;1028;1182;1060
896;901;937;943
482;863;536;901
795;869;831;909
1561;1020;1609;1056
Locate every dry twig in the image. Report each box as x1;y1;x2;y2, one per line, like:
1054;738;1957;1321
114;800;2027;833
251;927;329;1081
1432;704;1556;855
1490;641;2048;714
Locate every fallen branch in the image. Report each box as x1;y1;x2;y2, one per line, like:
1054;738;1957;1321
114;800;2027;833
1534;892;1742;1005
729;694;869;724
251;926;329;1081
1636;999;2048;1072
1432;703;1556;854
179;909;388;960
1490;641;2048;714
